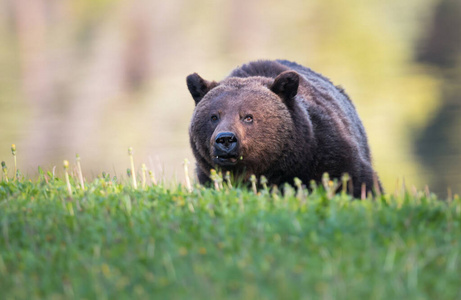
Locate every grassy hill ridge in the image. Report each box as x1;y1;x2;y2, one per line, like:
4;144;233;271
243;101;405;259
0;171;460;299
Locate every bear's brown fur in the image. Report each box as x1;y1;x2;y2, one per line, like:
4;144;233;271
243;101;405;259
186;60;382;197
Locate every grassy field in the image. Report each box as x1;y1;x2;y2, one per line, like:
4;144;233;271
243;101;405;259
1;156;460;299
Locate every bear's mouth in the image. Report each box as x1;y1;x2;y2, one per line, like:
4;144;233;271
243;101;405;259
214;154;239;166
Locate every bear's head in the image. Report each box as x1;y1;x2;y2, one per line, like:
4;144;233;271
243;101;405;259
187;71;301;180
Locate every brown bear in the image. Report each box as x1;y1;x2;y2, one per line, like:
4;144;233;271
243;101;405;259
186;60;382;197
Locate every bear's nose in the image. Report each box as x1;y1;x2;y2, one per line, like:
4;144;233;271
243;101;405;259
215;132;238;149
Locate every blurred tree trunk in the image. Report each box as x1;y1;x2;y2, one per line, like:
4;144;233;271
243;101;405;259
123;0;158;91
225;0;268;58
13;0;59;165
12;1;166;167
415;0;461;197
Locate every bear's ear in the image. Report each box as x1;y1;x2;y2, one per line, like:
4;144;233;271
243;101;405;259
271;71;299;106
186;73;217;105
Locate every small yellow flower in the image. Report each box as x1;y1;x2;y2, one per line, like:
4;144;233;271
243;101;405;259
178;247;188;256
101;263;111;277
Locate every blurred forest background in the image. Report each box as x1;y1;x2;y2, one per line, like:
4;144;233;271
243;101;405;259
0;0;460;196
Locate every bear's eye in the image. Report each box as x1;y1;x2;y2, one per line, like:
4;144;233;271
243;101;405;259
211;115;219;122
243;115;253;123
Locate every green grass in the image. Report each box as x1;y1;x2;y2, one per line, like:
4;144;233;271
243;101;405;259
0;168;460;299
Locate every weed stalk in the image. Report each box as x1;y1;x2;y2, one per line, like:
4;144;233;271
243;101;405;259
128;147;137;189
425;185;430;198
183;159;192;192
225;171;232;189
210;169;221;191
1;161;8;182
271;185;280;204
341;173;350;196
148;170;157;186
63;160;72;196
11;144;17;181
76;154;85;190
373;171;381;197
322;173;336;199
260;175;268;191
141;163;147;190
218;171;223;190
250;174;257;194
294;177;304;201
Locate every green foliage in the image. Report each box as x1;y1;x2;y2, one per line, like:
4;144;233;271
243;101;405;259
0;0;456;196
0;173;460;299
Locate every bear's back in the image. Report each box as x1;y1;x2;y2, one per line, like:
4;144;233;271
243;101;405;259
228;60;371;161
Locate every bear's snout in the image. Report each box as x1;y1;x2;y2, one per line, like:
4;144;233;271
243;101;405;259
213;132;239;166
215;132;238;149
